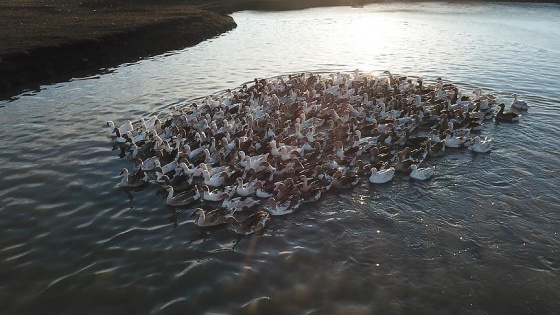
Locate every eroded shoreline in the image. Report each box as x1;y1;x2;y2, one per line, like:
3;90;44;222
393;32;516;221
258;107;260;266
0;5;236;98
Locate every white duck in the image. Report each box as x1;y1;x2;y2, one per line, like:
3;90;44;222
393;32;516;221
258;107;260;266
369;167;396;184
409;164;435;181
468;136;493;153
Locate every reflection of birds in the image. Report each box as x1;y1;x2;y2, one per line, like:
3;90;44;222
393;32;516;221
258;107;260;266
226;211;270;235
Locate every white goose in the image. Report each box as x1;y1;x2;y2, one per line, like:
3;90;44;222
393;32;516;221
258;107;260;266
445;132;470;148
264;196;303;216
369;167;396;184
236;177;257;197
107;120;134;137
409;164;435;181
221;193;261;212
510;93;529;111
178;162;198;177
468;136;493;153
198;163;229;178
200;185;227;202
202;170;227;187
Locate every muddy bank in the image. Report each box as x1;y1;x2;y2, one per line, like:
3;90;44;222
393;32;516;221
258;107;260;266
0;10;235;98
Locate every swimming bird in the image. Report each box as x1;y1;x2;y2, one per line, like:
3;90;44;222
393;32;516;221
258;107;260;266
369;166;395;184
332;170;360;189
264;195;303;216
107;71;520;231
253;180;275;199
468;136;493;153
236;177;256;197
221;193;261;212
409;164;435;180
202;170;228;187
496;103;521;122
119;168;149;188
444;131;471;148
510;93;528;111
191;207;229;227
426;139;446;157
226;210;270;235
164;185;200;206
107;120;134;137
199;185;227;202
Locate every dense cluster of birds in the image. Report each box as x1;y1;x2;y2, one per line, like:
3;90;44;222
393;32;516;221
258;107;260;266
106;70;527;235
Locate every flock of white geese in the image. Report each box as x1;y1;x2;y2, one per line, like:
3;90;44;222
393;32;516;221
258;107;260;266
106;70;527;235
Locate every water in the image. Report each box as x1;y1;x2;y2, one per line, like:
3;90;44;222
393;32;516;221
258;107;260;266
1;2;560;314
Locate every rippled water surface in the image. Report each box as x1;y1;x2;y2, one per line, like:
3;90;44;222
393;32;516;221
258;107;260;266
1;2;560;314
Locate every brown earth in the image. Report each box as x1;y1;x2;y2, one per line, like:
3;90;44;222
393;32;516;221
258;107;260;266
0;0;239;97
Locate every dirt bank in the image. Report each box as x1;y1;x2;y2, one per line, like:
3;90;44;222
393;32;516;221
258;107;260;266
0;2;236;98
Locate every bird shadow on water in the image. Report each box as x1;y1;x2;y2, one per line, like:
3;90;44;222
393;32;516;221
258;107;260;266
121;187;135;202
168;209;178;229
186;223;244;252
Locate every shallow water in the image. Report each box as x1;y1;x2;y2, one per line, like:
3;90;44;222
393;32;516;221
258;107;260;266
1;2;560;314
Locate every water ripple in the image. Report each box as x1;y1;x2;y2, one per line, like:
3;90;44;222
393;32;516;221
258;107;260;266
0;3;560;315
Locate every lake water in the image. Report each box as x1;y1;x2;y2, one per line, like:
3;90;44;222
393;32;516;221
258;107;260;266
1;2;560;314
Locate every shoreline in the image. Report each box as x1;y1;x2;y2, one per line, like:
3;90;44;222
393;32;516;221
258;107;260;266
0;2;238;98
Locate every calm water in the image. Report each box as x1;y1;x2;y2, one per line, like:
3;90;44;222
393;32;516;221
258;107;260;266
1;2;560;314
